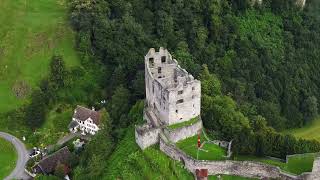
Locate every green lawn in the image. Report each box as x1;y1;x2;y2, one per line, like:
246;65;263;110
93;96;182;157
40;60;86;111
234;153;317;175
168;116;200;129
176;134;227;160
0;0;79;114
209;175;257;180
0;138;17;179
283;118;320;142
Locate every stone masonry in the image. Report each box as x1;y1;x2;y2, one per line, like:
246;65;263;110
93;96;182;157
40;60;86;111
135;47;202;150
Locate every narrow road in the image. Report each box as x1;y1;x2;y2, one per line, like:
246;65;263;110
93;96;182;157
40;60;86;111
0;132;30;180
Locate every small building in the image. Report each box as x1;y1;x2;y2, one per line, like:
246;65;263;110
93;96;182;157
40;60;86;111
68;105;100;135
32;146;72;175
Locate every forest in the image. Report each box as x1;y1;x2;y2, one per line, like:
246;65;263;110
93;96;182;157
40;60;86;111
62;0;320;178
6;0;320;179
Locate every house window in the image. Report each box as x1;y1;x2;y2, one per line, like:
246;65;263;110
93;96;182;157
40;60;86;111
161;56;166;63
192;87;195;91
176;99;184;104
158;67;162;73
149;58;154;66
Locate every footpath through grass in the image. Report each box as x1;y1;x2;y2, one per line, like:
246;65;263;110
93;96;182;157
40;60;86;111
0;0;79;114
283;118;320;142
176;134;227;160
234;153;317;175
0;138;17;179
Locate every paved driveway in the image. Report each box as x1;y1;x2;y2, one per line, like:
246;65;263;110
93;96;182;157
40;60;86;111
0;132;30;180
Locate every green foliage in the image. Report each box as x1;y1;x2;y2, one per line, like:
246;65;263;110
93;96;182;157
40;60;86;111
0;138;17;179
168;116;200;130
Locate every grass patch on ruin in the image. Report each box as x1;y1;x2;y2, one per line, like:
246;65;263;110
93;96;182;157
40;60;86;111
0;0;80;114
209;175;257;180
234;153;316;175
283;118;320;142
0;138;17;179
104;127;193;179
167;116;199;130
176;134;227;160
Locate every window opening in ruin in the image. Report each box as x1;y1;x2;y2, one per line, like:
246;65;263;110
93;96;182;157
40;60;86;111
158;76;161;78
152;85;154;93
180;118;183;120
158;67;162;73
176;99;184;104
178;90;183;95
192;87;195;91
176;109;178;113
193;104;195;107
149;58;154;66
192;95;195;99
161;56;166;63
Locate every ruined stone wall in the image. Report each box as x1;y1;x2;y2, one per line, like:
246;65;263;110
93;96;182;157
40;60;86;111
163;118;202;143
135;124;160;150
159;138;316;180
144;47;201;126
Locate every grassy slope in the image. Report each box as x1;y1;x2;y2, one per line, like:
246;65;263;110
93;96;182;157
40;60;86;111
0;0;79;114
104;128;193;180
0;138;17;179
284;118;320;142
177;134;227;161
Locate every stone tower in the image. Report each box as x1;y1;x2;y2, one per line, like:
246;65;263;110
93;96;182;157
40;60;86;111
145;47;201;126
135;47;203;150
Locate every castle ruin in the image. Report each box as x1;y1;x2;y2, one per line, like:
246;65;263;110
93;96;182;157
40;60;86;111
135;47;203;150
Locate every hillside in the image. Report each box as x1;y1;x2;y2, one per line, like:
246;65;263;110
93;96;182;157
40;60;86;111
0;0;79;113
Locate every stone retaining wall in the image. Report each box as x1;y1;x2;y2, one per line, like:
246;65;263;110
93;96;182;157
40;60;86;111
163;119;202;143
159;138;318;179
135;124;160;150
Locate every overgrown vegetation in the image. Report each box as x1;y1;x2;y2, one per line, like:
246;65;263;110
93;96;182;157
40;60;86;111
167;116;200;129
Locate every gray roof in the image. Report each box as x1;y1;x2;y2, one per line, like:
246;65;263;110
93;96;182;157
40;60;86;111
73;105;100;125
68;120;79;129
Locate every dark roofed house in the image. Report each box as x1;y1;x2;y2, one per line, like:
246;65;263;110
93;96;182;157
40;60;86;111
32;147;72;175
68;105;101;135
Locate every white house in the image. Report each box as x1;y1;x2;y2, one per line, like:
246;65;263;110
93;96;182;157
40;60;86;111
68;105;100;135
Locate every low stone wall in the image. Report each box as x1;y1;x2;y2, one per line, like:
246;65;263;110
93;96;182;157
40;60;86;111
135;124;160;150
159;138;317;180
163;119;202;143
211;140;229;148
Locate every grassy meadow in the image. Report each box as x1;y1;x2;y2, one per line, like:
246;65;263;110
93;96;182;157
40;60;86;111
176;134;227;161
0;138;17;179
284;118;320;142
0;0;79;114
